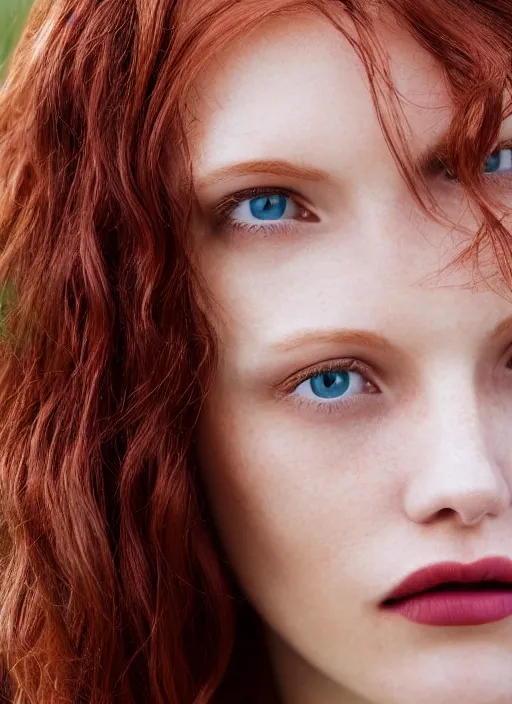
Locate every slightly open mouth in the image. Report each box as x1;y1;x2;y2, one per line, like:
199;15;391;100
422;581;512;593
383;581;512;606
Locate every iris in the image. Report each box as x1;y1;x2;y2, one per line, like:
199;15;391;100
249;195;287;220
309;372;351;399
485;152;501;173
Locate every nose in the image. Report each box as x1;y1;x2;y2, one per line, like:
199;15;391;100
403;380;512;528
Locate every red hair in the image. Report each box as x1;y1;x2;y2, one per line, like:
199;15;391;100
0;0;510;701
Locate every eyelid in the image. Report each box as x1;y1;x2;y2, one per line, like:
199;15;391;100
276;358;377;396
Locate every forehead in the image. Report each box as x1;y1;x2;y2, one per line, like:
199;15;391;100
186;11;450;176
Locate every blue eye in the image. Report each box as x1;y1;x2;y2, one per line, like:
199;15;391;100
249;195;287;220
294;367;371;406
484;149;512;174
226;191;307;229
216;189;319;234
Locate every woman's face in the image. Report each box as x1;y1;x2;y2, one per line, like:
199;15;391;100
187;11;512;704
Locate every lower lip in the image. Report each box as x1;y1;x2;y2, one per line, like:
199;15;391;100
384;589;512;626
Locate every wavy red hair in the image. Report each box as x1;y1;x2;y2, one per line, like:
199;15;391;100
0;0;511;702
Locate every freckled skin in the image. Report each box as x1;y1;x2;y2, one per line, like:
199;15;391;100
187;10;512;704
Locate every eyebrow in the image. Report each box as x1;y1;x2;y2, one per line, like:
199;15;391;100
193;141;449;194
270;328;396;354
194;159;333;190
272;314;512;355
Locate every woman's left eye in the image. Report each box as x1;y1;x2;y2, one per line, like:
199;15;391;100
484;149;512;174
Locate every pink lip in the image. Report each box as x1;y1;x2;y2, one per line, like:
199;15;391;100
381;556;512;626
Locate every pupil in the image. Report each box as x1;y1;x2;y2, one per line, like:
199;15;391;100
323;373;336;387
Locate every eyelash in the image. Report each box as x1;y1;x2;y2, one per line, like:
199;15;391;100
212;144;512;236
279;358;379;416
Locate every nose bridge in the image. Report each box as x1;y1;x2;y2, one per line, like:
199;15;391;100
403;362;511;527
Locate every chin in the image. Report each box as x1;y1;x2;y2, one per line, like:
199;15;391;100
364;650;512;704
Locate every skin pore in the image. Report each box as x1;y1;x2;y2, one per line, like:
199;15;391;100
186;9;512;704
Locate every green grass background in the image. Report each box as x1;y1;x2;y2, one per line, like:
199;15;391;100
0;1;32;339
0;0;33;75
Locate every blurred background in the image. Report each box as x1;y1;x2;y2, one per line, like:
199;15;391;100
0;0;33;75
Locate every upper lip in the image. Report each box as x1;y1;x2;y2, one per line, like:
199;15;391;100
382;556;512;603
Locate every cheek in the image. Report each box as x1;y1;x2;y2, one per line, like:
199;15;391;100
196;380;409;614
